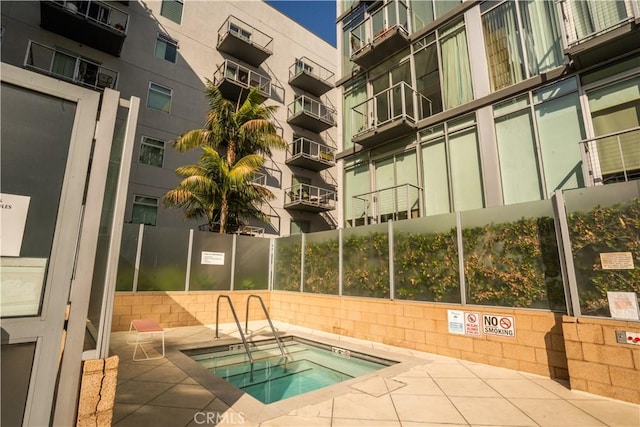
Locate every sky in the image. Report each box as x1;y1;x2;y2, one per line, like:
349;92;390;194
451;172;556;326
265;1;337;46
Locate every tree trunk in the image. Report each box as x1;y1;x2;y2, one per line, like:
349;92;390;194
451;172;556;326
219;196;228;234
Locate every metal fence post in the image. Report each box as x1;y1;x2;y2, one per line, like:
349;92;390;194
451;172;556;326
132;223;144;292
552;190;581;317
456;211;466;305
388;220;395;301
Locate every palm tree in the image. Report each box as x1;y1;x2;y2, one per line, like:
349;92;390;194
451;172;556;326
166;82;286;233
173;83;286;165
164;147;274;233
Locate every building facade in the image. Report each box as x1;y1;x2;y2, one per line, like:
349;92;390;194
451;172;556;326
336;0;640;227
1;0;338;236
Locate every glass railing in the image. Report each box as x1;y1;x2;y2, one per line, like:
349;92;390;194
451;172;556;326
558;0;639;47
579;126;640;184
24;40;119;90
52;0;129;34
217;15;273;52
288;95;337;125
351;183;421;225
285;184;337;209
351;82;432;137
349;0;410;56
214;59;271;97
289;56;335;86
288;137;336;163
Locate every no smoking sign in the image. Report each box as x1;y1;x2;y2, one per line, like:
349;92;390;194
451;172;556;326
482;314;516;337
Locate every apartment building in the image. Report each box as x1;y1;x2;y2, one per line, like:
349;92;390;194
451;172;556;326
0;0;338;236
336;0;640;227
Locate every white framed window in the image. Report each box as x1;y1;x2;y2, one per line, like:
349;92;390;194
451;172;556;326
139;136;165;167
131;195;158;226
229;23;251;40
160;0;183;24
147;82;172;113
155;33;178;63
290;219;310;235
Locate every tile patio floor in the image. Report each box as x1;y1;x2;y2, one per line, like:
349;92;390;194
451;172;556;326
111;321;640;427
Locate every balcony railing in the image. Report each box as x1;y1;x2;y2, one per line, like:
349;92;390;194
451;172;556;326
288;57;334;97
285;137;336;171
349;0;410;67
24;40;118;90
351;183;422;226
287;95;336;133
213;59;271;101
217;15;273;67
284;184;337;212
579;126;640;184
41;1;129;56
351;82;431;146
558;0;639;47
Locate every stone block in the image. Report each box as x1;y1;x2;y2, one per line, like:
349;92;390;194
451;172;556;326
83;359;104;373
473;339;503;357
405;328;426;344
519;360;551;377
448;335;474;352
561;321;579;341
576;323;604;344
609;366;640;390
502;343;536;362
488;355;520;371
563;340;583;360
567;359;611;383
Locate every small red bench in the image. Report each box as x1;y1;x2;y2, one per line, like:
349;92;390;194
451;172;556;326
127;319;165;361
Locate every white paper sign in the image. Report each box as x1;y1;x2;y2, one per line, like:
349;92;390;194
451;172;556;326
1;257;47;317
201;251;225;265
448;310;464;334
464;311;482;337
0;193;31;256
607;292;640;320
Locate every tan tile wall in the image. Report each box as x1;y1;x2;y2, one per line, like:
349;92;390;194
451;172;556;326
76;356;119;427
111;291;270;331
268;292;569;380
111;291;640;404
563;316;640;403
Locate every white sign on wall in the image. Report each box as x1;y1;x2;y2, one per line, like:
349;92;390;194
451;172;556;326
464;312;482;336
482;314;516;338
448;310;464;334
607;292;640;320
1;257;47;317
201;251;225;265
0;193;31;256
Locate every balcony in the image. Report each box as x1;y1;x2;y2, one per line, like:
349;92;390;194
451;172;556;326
351;82;431;148
24;40;118;90
288;57;334;97
558;0;640;68
40;1;129;57
285;137;336;171
287;95;336;133
284;184;337;212
350;183;421;226
349;0;411;69
213;59;271;103
217;15;273;67
580;126;640;185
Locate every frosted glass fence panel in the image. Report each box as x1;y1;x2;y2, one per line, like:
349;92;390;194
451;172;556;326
137;227;189;291
274;235;302;291
393;213;460;302
564;181;640;317
234;235;269;291
303;230;339;295
461;200;564;310
190;232;233;291
343;223;389;298
115;223;140;291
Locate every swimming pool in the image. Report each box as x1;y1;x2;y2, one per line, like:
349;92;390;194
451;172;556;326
184;337;396;404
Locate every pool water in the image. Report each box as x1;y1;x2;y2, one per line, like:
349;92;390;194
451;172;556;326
187;337;395;404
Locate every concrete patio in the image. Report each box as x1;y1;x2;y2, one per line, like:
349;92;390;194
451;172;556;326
110;322;640;426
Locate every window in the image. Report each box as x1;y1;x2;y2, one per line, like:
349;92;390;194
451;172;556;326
139;136;165;167
410;0;461;32
160;0;183;24
420;115;484;214
295;59;313;75
147;82;172;113
132;196;158;226
344;155;370;227
290;220;310;235
229;23;251;40
413;19;473;112
343;78;366;150
481;0;563;92
155;34;178;63
493;78;585;204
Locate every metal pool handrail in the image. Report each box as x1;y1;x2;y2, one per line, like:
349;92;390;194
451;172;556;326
245;294;287;360
215;295;254;365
